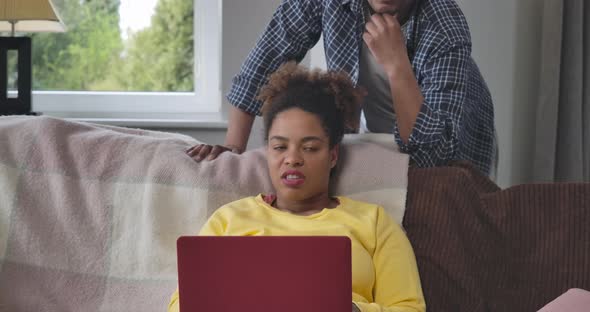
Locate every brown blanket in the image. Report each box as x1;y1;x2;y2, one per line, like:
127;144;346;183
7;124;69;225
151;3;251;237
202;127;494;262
404;162;590;312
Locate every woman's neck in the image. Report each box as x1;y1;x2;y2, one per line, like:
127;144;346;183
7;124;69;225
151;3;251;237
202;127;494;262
274;193;338;216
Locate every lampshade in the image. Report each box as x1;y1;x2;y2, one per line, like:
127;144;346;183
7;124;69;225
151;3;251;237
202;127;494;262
0;0;65;33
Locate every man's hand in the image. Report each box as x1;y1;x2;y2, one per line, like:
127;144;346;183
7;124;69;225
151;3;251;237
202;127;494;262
186;106;254;162
362;13;408;75
186;144;241;162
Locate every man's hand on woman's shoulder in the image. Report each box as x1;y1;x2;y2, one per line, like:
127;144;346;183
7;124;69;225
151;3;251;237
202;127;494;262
186;143;242;162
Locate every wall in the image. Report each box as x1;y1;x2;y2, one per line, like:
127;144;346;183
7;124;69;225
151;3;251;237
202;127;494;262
456;0;543;187
220;0;282;149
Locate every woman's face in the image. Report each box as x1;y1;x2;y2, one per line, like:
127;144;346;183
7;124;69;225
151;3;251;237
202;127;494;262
266;108;338;203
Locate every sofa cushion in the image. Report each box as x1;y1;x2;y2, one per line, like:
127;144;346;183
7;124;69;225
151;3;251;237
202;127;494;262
404;162;590;312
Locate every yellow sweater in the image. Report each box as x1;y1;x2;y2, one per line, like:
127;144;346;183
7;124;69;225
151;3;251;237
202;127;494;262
168;195;425;312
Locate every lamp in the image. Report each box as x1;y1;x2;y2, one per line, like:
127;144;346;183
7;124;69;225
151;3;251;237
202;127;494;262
0;0;65;115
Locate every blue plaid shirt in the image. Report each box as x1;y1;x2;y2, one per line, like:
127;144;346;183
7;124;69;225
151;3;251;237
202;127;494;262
227;0;496;175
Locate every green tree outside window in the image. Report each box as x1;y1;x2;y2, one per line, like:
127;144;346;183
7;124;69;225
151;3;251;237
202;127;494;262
29;0;193;92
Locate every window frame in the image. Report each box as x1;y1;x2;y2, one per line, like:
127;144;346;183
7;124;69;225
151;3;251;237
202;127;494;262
32;0;222;118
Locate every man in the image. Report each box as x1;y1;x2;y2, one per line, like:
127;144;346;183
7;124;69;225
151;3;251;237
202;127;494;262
187;0;496;175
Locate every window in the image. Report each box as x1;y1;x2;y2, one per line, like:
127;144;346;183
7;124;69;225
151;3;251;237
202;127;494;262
26;0;221;118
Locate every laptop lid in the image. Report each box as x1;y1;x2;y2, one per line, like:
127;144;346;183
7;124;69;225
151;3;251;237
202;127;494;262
177;236;352;312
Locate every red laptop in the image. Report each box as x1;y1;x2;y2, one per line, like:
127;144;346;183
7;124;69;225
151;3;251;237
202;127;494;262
177;236;352;312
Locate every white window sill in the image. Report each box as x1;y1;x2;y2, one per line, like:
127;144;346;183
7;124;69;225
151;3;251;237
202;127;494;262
42;111;228;129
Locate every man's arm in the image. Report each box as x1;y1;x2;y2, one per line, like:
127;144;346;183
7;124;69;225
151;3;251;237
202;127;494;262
364;13;467;167
186;106;254;161
386;59;423;143
397;45;467;167
224;105;255;153
363;14;423;143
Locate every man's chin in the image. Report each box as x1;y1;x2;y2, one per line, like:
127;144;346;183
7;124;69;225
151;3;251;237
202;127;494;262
374;8;409;24
372;4;398;15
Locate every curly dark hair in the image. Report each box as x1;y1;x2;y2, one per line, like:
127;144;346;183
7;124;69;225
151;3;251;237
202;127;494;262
257;62;365;148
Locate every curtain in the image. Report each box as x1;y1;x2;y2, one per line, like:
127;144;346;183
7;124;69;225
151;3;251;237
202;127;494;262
533;0;590;182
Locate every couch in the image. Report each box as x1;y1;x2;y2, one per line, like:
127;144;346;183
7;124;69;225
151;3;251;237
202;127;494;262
0;116;588;312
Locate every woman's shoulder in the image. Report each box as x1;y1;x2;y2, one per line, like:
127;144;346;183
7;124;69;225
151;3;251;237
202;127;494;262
212;195;263;215
338;196;380;207
224;195;260;206
337;196;384;215
337;197;399;226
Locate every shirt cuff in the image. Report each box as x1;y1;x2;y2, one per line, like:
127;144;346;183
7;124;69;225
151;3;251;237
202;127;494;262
227;76;264;116
393;101;455;154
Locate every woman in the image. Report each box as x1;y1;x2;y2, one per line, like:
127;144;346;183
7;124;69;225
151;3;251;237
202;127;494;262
169;62;425;312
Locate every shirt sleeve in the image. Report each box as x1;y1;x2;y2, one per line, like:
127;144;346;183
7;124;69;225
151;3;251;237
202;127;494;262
353;207;426;312
227;0;322;116
198;211;226;236
167;212;226;312
394;42;469;168
167;290;180;312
